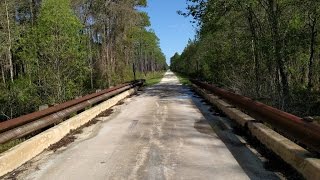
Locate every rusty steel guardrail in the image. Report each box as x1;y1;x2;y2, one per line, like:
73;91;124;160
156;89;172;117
0;80;144;144
191;79;320;154
0;81;142;133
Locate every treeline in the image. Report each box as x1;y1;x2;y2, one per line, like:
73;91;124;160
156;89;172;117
0;0;167;119
172;0;320;116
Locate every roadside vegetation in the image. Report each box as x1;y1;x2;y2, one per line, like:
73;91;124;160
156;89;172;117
172;0;320;117
175;73;190;85
0;139;24;154
143;71;166;86
0;0;167;120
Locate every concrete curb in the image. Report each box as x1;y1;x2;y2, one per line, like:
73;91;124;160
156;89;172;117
192;84;320;180
0;88;137;177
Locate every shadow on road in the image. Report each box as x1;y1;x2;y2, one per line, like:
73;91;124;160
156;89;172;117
141;72;280;180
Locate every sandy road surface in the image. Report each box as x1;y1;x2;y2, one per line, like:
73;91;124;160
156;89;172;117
13;71;278;180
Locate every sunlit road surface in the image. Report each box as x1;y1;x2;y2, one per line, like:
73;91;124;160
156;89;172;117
20;71;278;180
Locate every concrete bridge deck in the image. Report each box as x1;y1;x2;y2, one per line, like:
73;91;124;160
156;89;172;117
11;71;278;180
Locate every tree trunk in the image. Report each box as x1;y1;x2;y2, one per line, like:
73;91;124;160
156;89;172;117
29;0;34;26
267;0;290;106
1;62;5;85
247;6;261;97
5;0;13;83
308;15;317;91
88;28;94;89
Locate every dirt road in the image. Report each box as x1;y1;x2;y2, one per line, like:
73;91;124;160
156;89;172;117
16;71;278;180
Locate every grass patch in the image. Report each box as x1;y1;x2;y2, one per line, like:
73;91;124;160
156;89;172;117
139;71;166;86
310;116;320;125
0;139;24;154
175;73;191;85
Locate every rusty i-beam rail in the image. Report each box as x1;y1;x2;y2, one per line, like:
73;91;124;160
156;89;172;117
0;80;144;144
0;80;142;133
191;79;320;154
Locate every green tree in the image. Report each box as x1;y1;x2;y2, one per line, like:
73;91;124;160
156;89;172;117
0;0;167;120
174;0;320;115
20;0;89;103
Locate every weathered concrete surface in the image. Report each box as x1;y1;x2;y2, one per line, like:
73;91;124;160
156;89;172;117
0;88;136;177
10;71;279;180
192;84;320;180
249;123;320;180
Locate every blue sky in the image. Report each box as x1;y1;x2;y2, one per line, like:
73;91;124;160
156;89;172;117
143;0;196;65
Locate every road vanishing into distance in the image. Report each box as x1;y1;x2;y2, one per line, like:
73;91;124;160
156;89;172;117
9;71;279;180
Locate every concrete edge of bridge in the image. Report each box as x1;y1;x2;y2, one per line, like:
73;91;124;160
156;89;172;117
0;88;138;177
191;84;320;180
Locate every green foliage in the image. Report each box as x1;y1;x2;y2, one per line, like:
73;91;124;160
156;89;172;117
0;139;24;154
173;0;320;115
19;0;89;103
0;78;40;118
138;12;151;27
142;71;166;86
175;73;191;85
0;0;167;119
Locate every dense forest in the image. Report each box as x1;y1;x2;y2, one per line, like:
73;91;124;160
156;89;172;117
0;0;167;119
171;0;320;116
